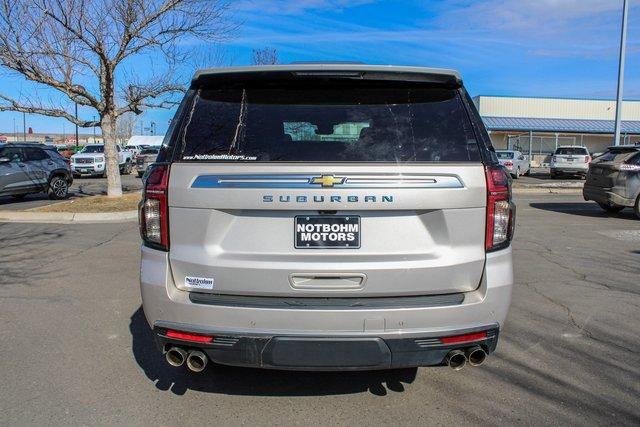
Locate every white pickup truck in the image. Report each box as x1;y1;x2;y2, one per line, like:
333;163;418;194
70;144;133;177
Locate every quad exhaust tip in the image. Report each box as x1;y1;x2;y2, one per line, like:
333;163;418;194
166;347;187;367
186;350;208;373
465;346;487;367
445;349;466;370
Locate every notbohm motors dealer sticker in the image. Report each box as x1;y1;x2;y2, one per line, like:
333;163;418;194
185;276;215;290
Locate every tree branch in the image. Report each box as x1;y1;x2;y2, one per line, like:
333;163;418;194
0;94;98;127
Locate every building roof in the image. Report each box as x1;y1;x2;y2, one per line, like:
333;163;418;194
483;116;640;135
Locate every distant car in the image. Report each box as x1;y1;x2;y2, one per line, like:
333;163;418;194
0;143;73;200
550;146;590;179
135;147;160;178
583;145;640;218
70;144;133;177
495;150;530;179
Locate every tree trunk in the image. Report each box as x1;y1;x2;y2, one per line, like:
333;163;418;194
101;113;123;197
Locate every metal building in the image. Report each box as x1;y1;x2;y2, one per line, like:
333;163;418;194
474;96;640;166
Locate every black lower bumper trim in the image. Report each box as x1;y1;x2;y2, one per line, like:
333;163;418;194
188;292;465;310
154;325;499;371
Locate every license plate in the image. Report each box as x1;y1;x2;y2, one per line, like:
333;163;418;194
295;215;360;249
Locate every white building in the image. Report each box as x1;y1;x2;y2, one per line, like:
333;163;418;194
474;96;640;166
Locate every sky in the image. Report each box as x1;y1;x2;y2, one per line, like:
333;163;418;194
0;0;638;135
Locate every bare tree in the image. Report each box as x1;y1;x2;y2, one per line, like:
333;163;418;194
0;0;235;196
251;47;279;65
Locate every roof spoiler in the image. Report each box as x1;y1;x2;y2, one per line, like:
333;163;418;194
191;65;462;88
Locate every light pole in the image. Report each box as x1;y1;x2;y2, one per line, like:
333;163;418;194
613;0;628;146
75;102;79;148
93;115;96;141
22;112;26;142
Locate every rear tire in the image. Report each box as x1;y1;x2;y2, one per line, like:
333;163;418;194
634;196;640;220
48;176;69;200
524;168;531;176
597;202;624;214
513;168;520;179
137;171;144;178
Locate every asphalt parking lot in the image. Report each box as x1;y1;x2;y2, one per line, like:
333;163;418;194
0;193;638;425
0;174;143;211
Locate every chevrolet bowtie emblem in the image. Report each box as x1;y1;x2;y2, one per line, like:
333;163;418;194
310;175;346;188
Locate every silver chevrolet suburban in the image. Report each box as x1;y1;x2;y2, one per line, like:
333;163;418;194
139;64;515;373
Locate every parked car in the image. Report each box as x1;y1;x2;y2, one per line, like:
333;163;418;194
583;145;640;218
70;144;133;177
0;142;73;200
550;146;591;178
135;147;160;178
495;150;530;179
139;64;515;373
126;144;150;159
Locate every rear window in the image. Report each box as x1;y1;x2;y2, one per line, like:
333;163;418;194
555;147;588;155
496;151;514;159
595;149;639;163
178;85;480;162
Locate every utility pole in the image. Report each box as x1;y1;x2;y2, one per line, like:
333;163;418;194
22;112;26;142
613;0;628;146
75;102;79;148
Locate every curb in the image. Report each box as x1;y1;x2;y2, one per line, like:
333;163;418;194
0;210;138;224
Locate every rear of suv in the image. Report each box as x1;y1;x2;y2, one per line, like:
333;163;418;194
0;143;72;200
139;65;515;372
584;145;640;217
550;146;591;178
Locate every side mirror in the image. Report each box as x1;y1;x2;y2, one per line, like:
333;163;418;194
0;157;11;164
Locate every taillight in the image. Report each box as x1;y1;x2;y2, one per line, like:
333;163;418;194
139;163;170;250
485;166;515;252
504;161;513;167
620;163;640;172
585;156;590;163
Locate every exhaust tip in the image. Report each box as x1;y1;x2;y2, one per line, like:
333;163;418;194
445;349;466;370
465;346;487;366
186;350;208;373
166;347;187;367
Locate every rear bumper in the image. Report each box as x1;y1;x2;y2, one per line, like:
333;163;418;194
583;184;635;207
140;246;513;369
550;165;588;174
154;324;499;370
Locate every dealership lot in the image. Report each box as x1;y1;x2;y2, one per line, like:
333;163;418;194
0;193;638;425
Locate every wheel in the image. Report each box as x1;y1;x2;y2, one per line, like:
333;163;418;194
513;167;520;179
550;171;558;179
524;168;531;176
597;202;624;214
137;171;144;178
48;176;69;200
634;196;640;220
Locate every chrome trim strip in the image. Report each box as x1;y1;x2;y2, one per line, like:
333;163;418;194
191;174;464;189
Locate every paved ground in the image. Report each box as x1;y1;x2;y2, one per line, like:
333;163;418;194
0;174;143;211
0;193;638;425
